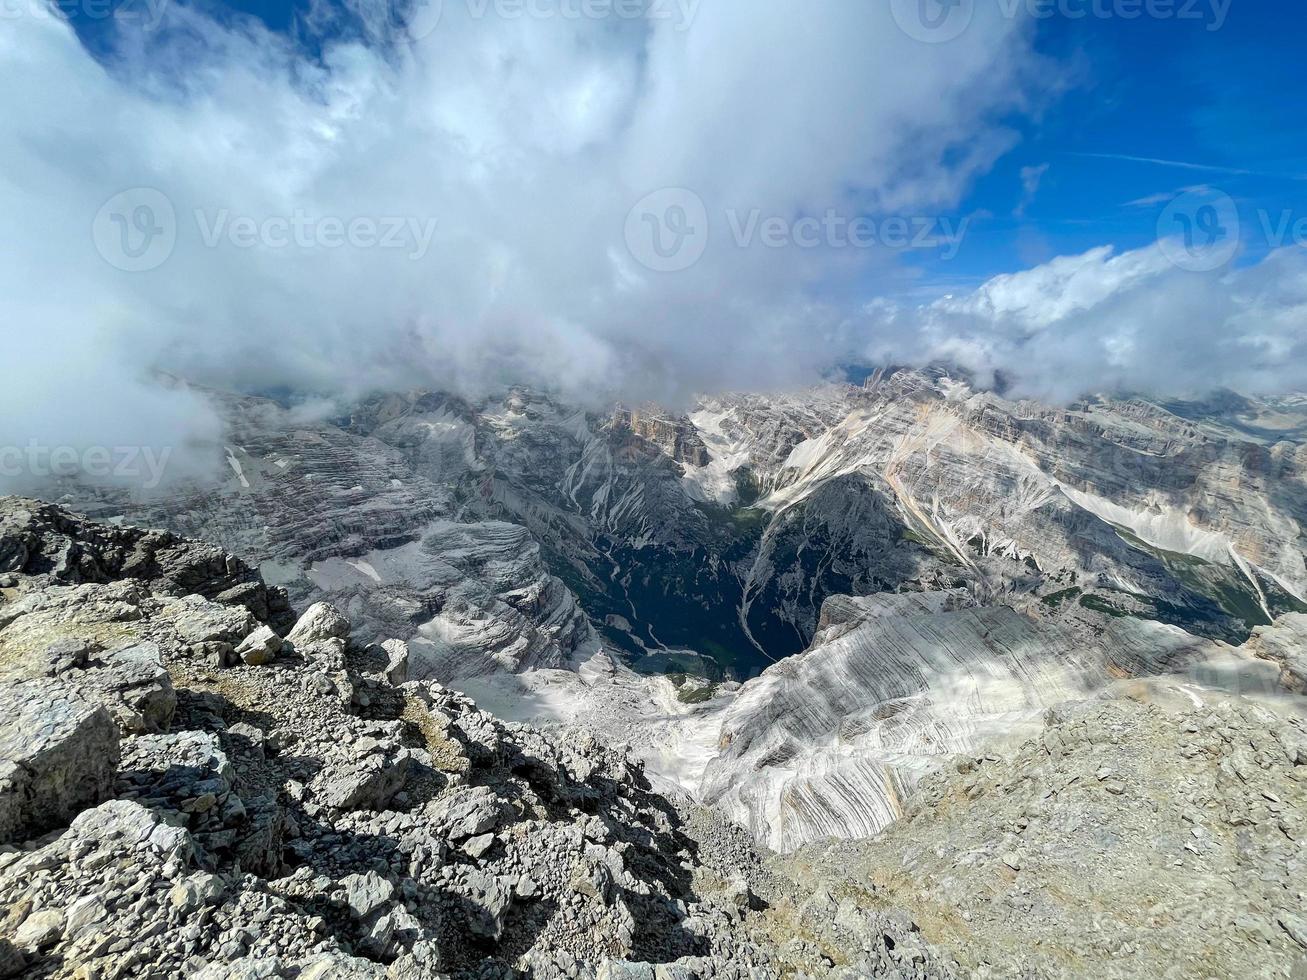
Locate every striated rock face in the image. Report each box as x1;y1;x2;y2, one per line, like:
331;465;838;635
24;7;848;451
608;407;711;468
63;393;593;683
698;591;1222;852
31;372;1307;862
54;370;1307;689
1247;613;1307;693
303;519;590;681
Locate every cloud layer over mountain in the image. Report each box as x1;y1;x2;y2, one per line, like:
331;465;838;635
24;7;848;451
1;0;1304;486
870;242;1307;402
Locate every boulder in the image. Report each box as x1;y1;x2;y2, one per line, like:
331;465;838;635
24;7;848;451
426;786;506;841
341;870;394;919
381;638;409;686
235;626;283;666
311;750;413;812
13;909;63;951
0;679;118;844
286;603;351;648
458;869;512;940
69;798;194;864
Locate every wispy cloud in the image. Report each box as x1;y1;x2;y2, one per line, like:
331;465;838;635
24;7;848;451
1015;163;1049;217
1123;184;1211;208
1069;152;1307;181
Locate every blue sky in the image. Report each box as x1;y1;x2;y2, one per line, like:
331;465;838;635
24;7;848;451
906;1;1307;290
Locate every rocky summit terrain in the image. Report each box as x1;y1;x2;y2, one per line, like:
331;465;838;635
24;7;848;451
3;502;1307;979
0;498;970;979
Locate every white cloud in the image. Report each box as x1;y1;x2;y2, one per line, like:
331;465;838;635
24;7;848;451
0;0;1046;482
1015;162;1048;216
8;0;1304;490
867;244;1307;401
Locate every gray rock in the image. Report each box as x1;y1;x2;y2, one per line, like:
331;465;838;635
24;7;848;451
459;869;512;940
597;962;655;980
1279;913;1307;950
63;895;107;939
0;679;118;844
77;641;176;734
361;905;420;959
236;625;282;666
13;909;63;951
69;798;194;863
341;870;394;919
171;872;226;912
381;638;409;686
286;603;351;648
39;638;92;675
311;749;412;812
426;786;505;840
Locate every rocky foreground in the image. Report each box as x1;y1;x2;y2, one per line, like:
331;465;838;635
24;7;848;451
1;498;1306;979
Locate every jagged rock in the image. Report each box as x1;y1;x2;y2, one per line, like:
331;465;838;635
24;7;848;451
361;904;420;960
13;909;63;951
458;869;512;940
37;638;93;675
170;872;226;912
310;744;413;812
381;638;409;686
0;497;292;630
425;786;506;841
286;602;351;648
1278;913;1307;950
236;625;282;666
80;641;177;733
0;679;118;843
341;870;394;919
597;962;655;980
163;594;258;647
195;639;238;668
69;798;195;863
